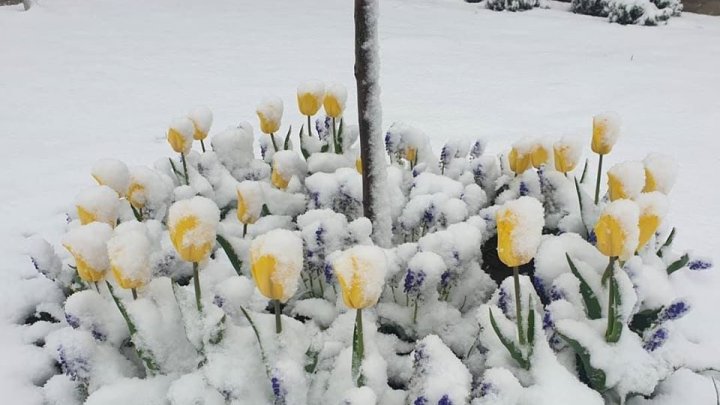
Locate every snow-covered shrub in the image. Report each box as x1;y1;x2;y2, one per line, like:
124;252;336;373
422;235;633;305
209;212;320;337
486;0;540;12
23;87;714;404
572;0;680;25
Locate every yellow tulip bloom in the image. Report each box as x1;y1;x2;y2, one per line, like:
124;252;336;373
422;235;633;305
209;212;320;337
271;166;289;189
553;137;582;174
107;222;152;290
355;157;363;174
642;153;677;195
256;97;284;135
297;82;325;116
189;106;213;141
591;113;620;155
333;245;387;310
508;147;531;175
249;229;303;303
75;185;120;227
236;181;262;225
62;222;113;283
531;142;550;168
636;192;668;251
91;159;129;197
496;197;544;268
168;197;220;263
323;83;347;118
606;161;645;201
167;117;195;154
127;181;146;209
594;199;640;260
404;147;417;164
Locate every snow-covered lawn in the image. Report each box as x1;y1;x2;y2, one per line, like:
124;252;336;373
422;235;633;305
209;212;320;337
1;0;719;403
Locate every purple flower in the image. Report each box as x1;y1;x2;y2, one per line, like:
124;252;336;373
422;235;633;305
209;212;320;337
324;263;334;283
315;116;331;141
532;275;548;303
271;373;287;403
658;299;690;322
438;395;453;405
519;182;529;196
549;286;565;302
497;287;509;316
688;259;712;271
213;295;225;308
65;313;80;329
478;381;494;397
643;327;668;352
414;397;428;405
470;140;485;159
404;269;426;295
57;345;90;382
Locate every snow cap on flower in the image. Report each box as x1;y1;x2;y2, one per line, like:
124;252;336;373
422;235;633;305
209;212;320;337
188;106;213;141
333;245;388;310
256;96;284;134
508;137;534;175
236;181;264;225
168;196;219;263
323;82;348;118
594;199;640;260
62;222;113;282
250;229;303;303
91;159;129;197
167;116;195;154
591;112;621;155
75;185;120;227
607;161;645;201
553;136;583;174
636;192;669;250
271;150;307;190
530;138;552;168
297;81;325;116
126;166;170;210
496;196;545;267
107;221;152;289
643;153;677;194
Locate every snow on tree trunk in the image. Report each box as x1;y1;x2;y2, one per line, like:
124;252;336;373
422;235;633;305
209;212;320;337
354;0;391;247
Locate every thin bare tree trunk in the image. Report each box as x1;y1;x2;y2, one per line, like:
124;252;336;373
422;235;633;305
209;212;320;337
354;0;390;247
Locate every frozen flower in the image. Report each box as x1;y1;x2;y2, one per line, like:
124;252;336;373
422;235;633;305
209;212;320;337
297;81;325;116
658;299;690;322
607;161;645;201
530;139;551;168
636;192;668;250
168;196;220;263
508;138;533;175
75;185;120;227
62;222;113;283
591;112;621;155
271;150;307;190
594;199;640;260
642;153;677;194
107;221;152;290
126;166;170;211
250;229;303;303
469;139;486;159
256;96;283;135
333;245;387;309
553;136;583;174
236;181;263;225
643;327;668;352
496;196;544;267
688;258;712;271
188;106;213;141
167;116;195;154
91;159;129;197
323;82;347;118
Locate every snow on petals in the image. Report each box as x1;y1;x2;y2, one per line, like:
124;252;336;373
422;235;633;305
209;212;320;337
249;229;303;303
168;196;220;263
333;245;387;310
496;196;545;267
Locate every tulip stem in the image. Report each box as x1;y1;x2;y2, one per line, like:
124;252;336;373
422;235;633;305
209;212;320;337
131;288;137;300
413;297;419;324
270;133;279;152
93;282;100;293
243;223;248;238
594;154;603;205
605;257;618;342
180;153;190;186
308;115;313;140
193;262;202;311
352;308;365;386
332;117;337;153
274;300;282;334
513;266;526;346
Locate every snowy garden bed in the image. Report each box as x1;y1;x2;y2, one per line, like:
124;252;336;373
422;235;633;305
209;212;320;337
22;83;715;404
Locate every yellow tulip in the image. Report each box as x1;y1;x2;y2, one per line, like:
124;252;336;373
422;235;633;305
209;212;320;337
62;222;113;283
256;97;284;135
127;181;146;209
323;83;347;118
405;147;417;164
607;161;645;201
355;157;363;174
591;113;620;155
270;151;306;190
75;185;120;227
167;117;195;154
531;142;550;168
91;159;129;197
642;153;677;195
333;246;387;310
553;138;581;174
271;165;289;189
249;229;303;303
496;197;544;268
508;147;531;175
236;181;262;225
168;197;220;263
189;106;213;141
107;222;152;290
594;199;640;260
297;82;325;116
636;192;668;251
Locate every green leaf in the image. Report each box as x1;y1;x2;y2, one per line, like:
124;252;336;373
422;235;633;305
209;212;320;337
605;274;623;343
667;253;689;275
299;125;311;159
336;118;344;154
209;314;226;345
580;158;589;183
261;204;271;217
304;349;319;374
216;234;243;276
657;228;676;258
283;125;292;150
488;308;529;369
566;254;602;320
558;332;607;392
352;309;365;386
629;307;662;335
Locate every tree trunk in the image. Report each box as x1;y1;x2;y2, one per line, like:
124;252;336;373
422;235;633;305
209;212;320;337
354;0;391;247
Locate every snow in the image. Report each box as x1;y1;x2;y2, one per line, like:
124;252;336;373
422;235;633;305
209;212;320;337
74;185;120;227
643;153;678;195
591;112;621;155
90;159;130;197
595;199;640;260
249;229;304;303
256;96;284;135
607;160;645;201
324;82;349;118
236;180;264;225
333;245;388;310
62;222;113;281
496;196;545;267
297;80;326;117
2;0;720;403
106;221;152;289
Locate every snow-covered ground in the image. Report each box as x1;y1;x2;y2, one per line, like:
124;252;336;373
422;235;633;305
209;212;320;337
1;0;719;403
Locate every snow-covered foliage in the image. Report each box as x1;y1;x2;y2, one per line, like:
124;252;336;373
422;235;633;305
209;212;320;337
23;96;714;404
571;0;681;25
